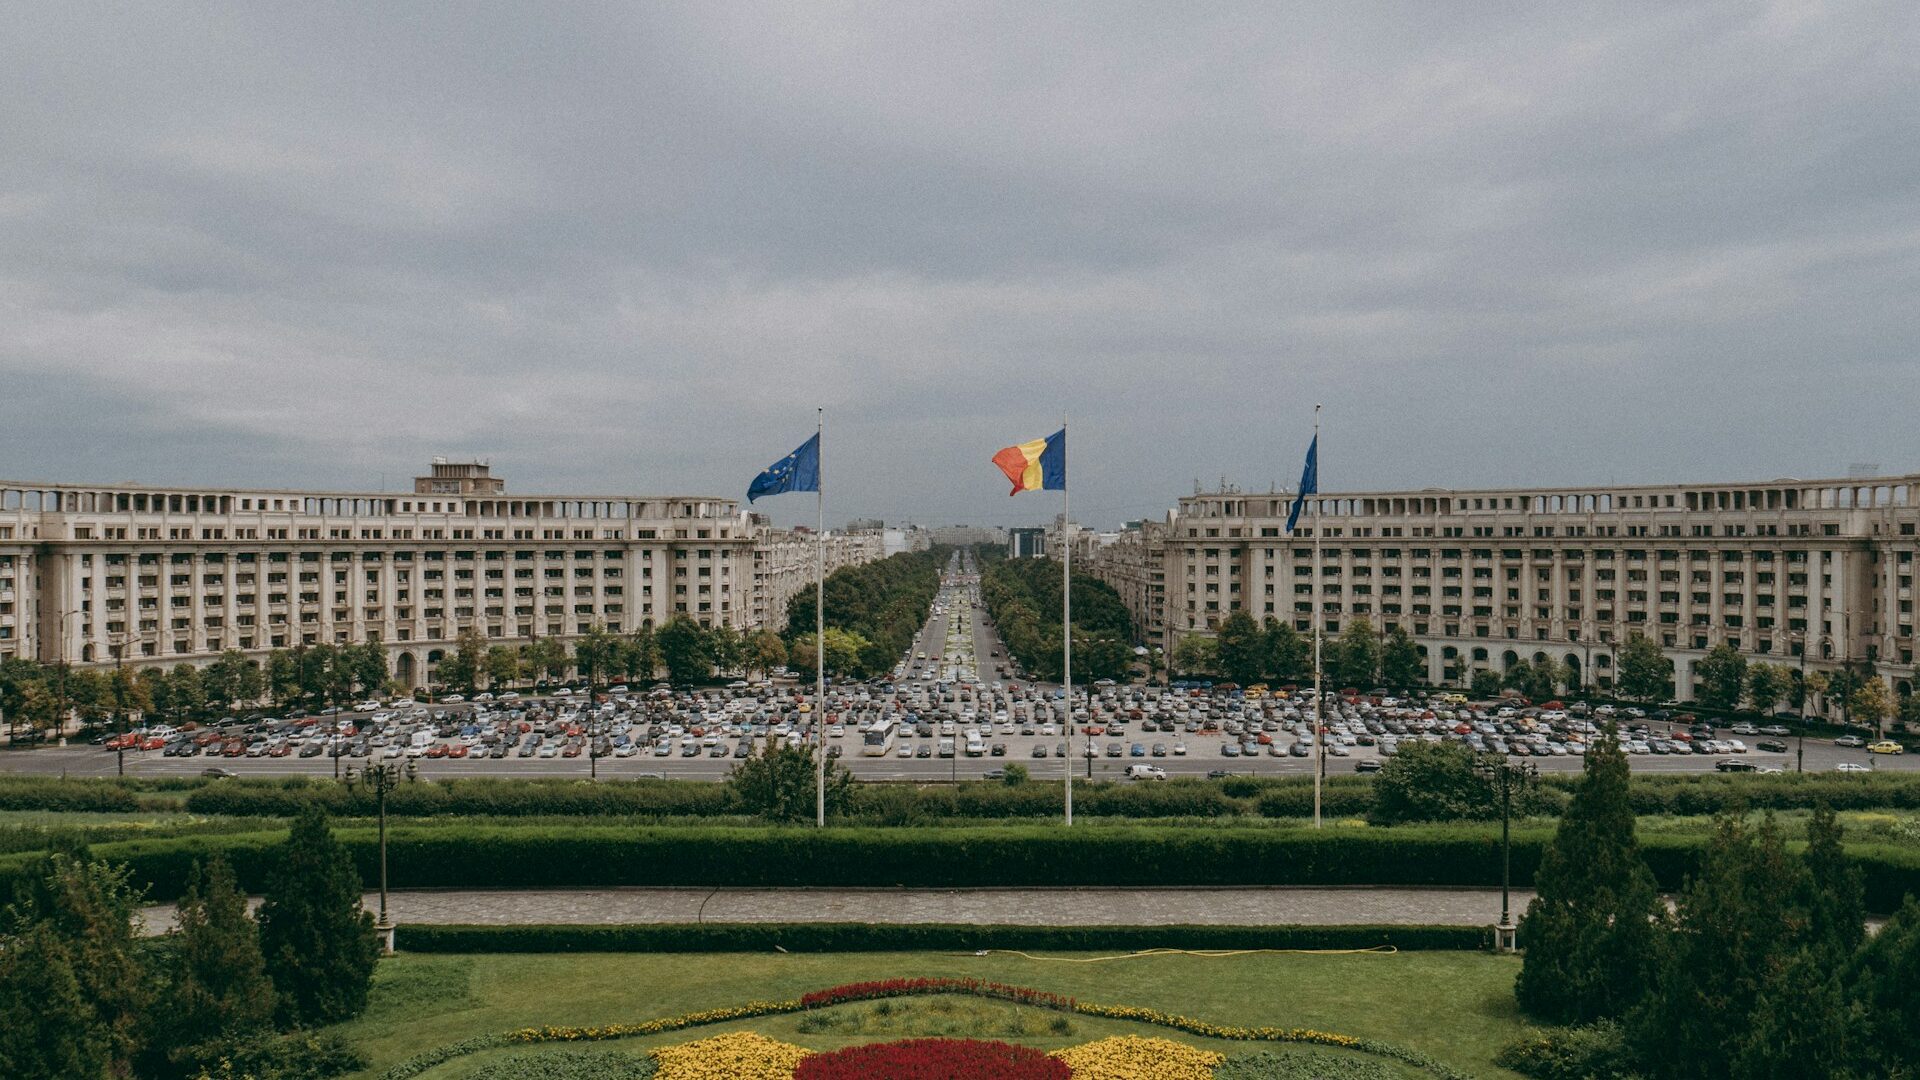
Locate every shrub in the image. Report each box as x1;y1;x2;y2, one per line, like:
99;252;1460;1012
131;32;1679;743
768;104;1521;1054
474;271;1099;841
794;1038;1068;1080
466;1049;656;1079
1215;1049;1400;1079
212;1031;368;1080
1494;1022;1639;1080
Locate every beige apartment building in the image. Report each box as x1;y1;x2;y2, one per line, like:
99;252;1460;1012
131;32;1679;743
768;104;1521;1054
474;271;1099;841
0;461;878;688
1088;473;1920;704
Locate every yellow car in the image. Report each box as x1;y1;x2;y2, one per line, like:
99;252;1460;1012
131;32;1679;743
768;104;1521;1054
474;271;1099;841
1868;740;1905;755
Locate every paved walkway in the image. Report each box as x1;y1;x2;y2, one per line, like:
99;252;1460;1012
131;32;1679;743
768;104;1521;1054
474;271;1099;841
139;886;1532;934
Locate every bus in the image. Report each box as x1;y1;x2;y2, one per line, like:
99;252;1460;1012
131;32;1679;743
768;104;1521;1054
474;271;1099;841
862;718;899;757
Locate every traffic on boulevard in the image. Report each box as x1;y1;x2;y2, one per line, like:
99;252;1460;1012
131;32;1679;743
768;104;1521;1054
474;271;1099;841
16;550;1914;782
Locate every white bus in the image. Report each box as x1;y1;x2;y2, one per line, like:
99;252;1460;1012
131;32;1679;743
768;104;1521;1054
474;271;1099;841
862;718;899;757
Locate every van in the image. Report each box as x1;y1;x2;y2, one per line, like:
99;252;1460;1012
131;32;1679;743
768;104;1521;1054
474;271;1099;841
1124;764;1167;781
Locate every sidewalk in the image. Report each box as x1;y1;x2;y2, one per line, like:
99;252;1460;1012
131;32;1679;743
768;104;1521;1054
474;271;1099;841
139;885;1533;934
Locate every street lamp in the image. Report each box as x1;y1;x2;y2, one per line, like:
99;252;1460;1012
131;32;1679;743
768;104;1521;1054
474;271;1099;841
345;757;416;955
1474;755;1537;952
1790;629;1808;774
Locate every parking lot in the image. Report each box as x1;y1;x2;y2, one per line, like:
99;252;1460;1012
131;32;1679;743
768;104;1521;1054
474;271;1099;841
12;552;1918;783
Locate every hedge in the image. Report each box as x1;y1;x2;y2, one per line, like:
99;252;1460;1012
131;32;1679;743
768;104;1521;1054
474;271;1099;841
182;777;734;818
397;922;1489;953
0;777;141;813
7;823;1916;911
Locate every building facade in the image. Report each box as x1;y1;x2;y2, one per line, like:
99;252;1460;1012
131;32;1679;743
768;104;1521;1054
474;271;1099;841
1087;473;1920;703
0;463;878;687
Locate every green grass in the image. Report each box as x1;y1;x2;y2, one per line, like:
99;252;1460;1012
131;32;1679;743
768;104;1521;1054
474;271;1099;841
331;950;1528;1079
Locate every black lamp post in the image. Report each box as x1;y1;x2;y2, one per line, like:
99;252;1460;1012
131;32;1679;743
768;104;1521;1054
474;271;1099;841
1474;754;1537;952
346;757;416;954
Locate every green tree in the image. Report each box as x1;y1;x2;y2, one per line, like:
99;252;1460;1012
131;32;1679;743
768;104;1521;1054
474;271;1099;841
1849;897;1920;1077
1369;740;1498;823
256;808;380;1026
201;651;248;711
166;664;207;721
435;631;484;694
1900;690;1920;734
747;629;787;678
483;646;520;691
1616;632;1672;703
1633;814;1811;1080
1261;618;1307;682
706;624;745;677
787;628;869;679
265;650;299;709
622;626;660;682
1694;643;1748;711
151;855;276;1077
1506;657;1566;702
346;642;388;697
1330;617;1381;687
520;636;568;685
0;922;112;1080
1171;633;1217;678
107;666;149;727
1745;662;1790;715
1076;631;1134;683
1517;729;1665;1025
1471;668;1505;700
573;625;621;690
1802;803;1865;961
655;616;714;685
1214;611;1266;686
725;741;852;822
1849;678;1892;738
1380;625;1423;688
4;853;149;1076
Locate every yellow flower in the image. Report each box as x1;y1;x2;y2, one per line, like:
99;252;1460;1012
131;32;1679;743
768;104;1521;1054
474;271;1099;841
651;1031;812;1080
1050;1035;1223;1080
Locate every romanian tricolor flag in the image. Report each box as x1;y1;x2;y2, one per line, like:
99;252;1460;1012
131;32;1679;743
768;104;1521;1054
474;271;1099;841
991;429;1066;496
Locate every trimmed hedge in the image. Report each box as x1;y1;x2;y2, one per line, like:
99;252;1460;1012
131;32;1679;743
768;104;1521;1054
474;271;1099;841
183;777;734;818
9;823;1916;911
0;777;140;813
157;770;1920;824
397;921;1489;953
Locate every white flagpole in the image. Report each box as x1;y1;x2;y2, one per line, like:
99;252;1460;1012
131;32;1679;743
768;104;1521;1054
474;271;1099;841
1063;418;1073;827
1312;404;1324;829
816;409;827;829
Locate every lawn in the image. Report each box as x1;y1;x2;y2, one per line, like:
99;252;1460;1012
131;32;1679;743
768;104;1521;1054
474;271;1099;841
332;949;1530;1079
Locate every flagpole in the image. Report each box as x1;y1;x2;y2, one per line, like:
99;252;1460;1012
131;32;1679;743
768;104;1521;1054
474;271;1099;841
815;408;827;829
1312;404;1324;829
1062;416;1073;827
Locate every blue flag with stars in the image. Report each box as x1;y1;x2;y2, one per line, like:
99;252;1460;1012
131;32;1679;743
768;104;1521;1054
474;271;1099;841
747;432;821;503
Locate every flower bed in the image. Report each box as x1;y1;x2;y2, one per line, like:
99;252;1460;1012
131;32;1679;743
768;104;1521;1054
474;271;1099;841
650;1032;810;1080
801;978;1075;1012
794;1038;1070;1079
1050;1035;1224;1080
385;978;1473;1080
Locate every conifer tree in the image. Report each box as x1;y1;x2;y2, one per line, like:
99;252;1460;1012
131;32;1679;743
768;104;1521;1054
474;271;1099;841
1514;727;1664;1023
0;923;113;1080
155;855;276;1074
256;807;380;1025
4;852;149;1075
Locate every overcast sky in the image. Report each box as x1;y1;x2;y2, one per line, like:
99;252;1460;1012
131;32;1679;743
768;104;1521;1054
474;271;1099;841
3;4;1917;530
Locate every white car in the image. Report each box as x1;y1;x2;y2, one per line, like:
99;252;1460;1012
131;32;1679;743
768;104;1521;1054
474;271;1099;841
1172;742;1188;756
1835;762;1872;773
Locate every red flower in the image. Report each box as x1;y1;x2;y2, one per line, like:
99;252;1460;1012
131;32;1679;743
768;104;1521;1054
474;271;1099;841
794;1038;1071;1080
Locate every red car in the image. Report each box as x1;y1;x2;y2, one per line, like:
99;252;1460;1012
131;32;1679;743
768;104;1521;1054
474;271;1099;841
447;744;469;759
425;744;449;759
268;743;293;757
141;737;166;751
221;740;245;757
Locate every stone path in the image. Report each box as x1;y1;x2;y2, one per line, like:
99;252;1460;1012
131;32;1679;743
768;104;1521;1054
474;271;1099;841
139;885;1533;934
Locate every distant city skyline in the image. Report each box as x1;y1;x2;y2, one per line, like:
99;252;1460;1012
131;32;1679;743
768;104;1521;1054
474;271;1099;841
3;5;1916;530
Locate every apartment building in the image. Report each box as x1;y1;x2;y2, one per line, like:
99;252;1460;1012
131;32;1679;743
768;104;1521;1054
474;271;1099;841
0;462;876;687
1088;473;1920;702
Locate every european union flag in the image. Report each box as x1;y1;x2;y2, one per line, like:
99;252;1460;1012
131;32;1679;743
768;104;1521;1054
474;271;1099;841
747;432;821;503
1285;434;1316;533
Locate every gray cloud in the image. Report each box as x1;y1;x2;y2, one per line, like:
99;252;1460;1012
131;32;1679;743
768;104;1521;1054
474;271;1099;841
2;2;1917;528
